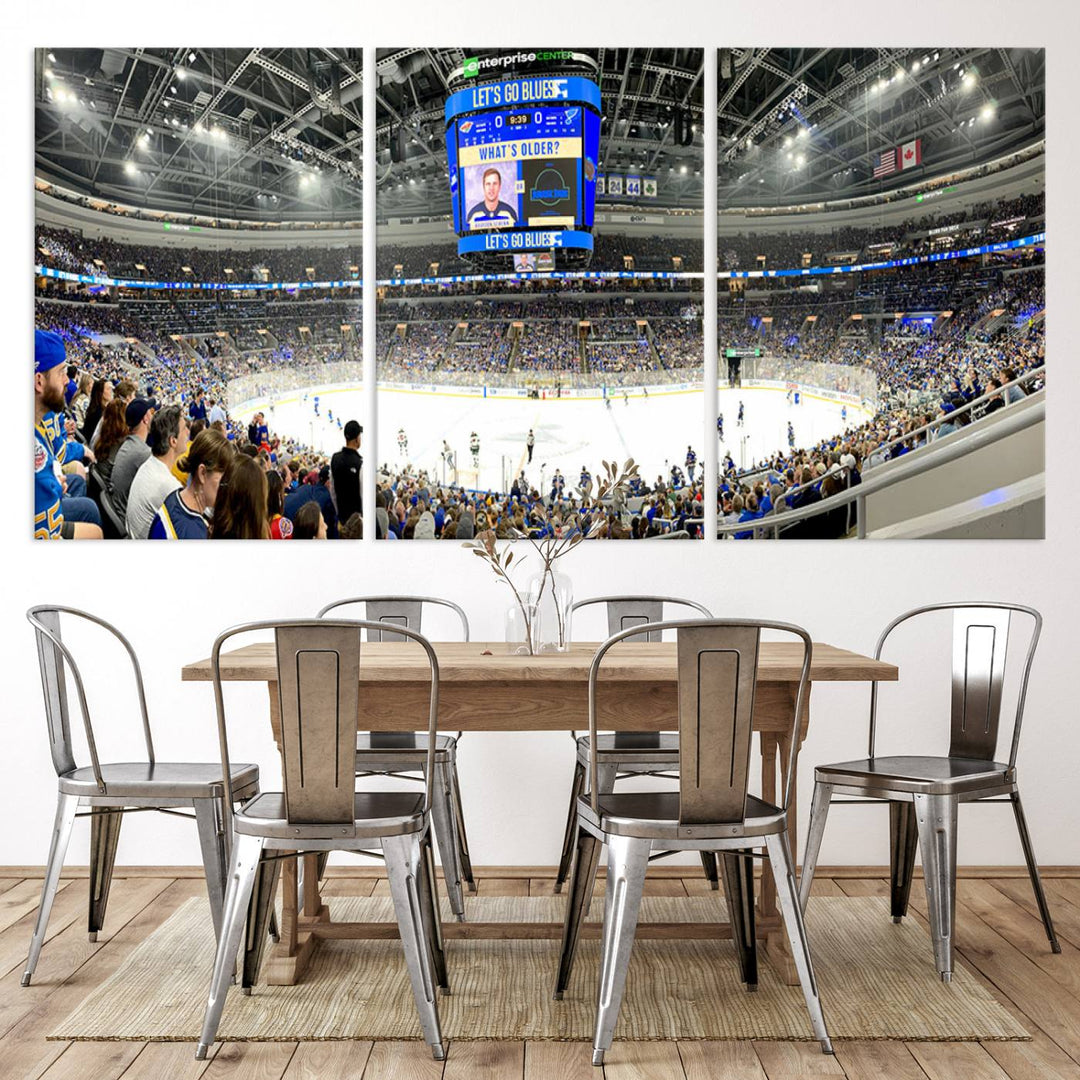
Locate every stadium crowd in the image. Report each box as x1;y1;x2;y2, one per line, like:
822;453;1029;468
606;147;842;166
33;185;1046;539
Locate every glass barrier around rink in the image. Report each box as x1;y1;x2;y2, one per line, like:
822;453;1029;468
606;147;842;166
737;356;879;413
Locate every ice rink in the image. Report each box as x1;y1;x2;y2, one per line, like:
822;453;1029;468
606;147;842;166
234;382;870;494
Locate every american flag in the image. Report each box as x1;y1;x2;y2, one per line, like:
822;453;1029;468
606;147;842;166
873;148;897;178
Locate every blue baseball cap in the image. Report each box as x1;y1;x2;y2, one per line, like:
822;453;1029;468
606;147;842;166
35;330;66;374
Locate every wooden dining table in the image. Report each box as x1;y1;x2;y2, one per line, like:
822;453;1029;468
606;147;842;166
182;639;897;987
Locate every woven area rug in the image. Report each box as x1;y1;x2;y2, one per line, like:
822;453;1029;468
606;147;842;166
50;895;1026;1043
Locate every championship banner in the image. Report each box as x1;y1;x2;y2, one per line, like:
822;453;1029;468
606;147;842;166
643;177;657;198
608;175;623;196
625;175;641;197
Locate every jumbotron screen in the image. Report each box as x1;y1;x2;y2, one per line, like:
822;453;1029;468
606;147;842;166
445;75;601;261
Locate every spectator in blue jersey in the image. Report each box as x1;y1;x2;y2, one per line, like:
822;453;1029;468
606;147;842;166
34;331;101;539
148;428;233;540
63;364;79;406
188;389;208;423
126;406;188;540
467;168;518;228
284;464;339;538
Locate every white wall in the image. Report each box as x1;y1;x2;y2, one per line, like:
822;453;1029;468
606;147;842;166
8;1;1077;872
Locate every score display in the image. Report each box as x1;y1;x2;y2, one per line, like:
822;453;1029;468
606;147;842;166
445;76;601;260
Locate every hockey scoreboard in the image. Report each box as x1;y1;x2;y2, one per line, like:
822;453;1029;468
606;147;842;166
445;75;601;264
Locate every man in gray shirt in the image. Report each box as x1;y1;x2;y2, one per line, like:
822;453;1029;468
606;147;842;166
126;406;187;540
110;398;155;520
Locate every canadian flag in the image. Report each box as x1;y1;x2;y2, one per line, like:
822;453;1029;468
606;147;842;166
898;138;922;170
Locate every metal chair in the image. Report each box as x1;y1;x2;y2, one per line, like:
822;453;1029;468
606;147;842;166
23;606;261;987
316;596;474;919
197;618;447;1061
554;619;832;1065
799;602;1060;982
554;596;717;893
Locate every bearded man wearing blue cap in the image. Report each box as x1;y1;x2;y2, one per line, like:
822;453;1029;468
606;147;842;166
35;330;102;539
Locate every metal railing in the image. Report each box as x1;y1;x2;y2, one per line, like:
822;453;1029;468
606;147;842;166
863;365;1044;467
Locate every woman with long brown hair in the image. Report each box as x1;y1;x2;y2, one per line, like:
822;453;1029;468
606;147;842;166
210;454;269;539
92;398;130;492
80;378;113;445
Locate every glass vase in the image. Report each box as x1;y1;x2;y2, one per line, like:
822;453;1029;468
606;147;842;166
527;570;574;653
504;601;541;655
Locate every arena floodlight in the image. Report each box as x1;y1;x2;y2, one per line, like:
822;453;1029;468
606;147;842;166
124;161;136;175
981;103;995;120
176;68;186;81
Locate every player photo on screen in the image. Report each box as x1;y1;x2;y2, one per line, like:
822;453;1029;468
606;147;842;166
464;162;520;229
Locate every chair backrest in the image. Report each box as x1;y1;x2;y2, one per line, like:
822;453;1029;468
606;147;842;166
26;606;154;790
211;619;441;824
572;595;713;642
870;602;1041;768
587;619;812;823
317;596;469;643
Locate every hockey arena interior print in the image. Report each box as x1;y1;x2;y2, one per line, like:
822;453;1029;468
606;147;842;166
715;48;1044;540
32;47;1044;541
375;47;705;541
34;48;365;540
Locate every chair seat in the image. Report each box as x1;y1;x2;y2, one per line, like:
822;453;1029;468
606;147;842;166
234;791;426;840
356;732;456;760
815;755;1015;795
59;761;259;799
576;733;679;766
577;790;785;841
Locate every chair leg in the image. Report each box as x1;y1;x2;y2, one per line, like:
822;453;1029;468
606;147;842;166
383;832;445;1060
595;763;619;795
196;833;264;1060
429;761;465;921
913;793;958;981
241;854;281;993
700;852;720;891
416;826;450;993
554;759;587;894
765;830;833;1054
592;834;651;1066
1010;789;1061;953
22;792;78;986
798;781;833;912
554;824;602;999
194;798;228;942
889;800;920;924
720;851;757;990
446;753;476;893
87;808;124;942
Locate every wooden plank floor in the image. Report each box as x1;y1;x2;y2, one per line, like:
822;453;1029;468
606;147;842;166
1;868;1076;1080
